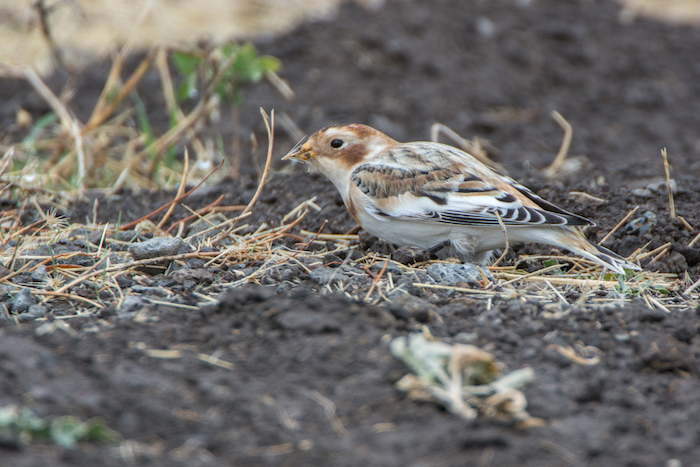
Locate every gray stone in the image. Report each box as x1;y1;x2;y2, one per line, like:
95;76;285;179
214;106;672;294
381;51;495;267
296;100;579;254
0;284;19;296
623;211;657;236
631;188;652;198
370;260;402;274
309;266;350;285
118;295;146;314
426;263;493;286
128;237;184;260
10;288;37;313
171;268;214;284
30;265;48;282
646;179;677;194
26;304;48;318
17;304;48;322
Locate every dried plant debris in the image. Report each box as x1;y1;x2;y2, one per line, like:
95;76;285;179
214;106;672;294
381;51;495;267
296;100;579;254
0;186;696;327
391;331;542;427
0;42;283;191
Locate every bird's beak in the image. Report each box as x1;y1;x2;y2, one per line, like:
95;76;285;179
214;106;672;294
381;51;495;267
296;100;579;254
282;142;315;162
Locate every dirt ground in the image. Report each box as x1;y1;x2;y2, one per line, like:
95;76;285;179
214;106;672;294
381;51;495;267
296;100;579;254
2;0;700;466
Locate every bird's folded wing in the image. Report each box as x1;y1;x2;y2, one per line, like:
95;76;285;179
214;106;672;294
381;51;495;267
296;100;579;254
351;144;592;228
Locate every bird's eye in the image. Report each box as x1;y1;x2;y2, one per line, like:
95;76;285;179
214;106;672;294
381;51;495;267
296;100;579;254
330;139;344;149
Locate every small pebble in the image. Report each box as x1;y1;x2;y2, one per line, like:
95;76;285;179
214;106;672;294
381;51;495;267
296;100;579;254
623;211;657;236
17;304;48;322
30;265;48;282
309;266;350;284
426;263;493;286
391;245;431;265
128;237;184;260
10;288;36;314
118;295;146;315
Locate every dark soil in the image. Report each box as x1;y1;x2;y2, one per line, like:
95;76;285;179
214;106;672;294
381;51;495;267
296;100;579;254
2;0;700;466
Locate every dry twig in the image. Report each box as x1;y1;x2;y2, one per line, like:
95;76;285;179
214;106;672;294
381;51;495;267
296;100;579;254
491;211;510;268
543;111;572;179
599;206;639;245
118;160;224;231
661;148;675;219
213;108;275;245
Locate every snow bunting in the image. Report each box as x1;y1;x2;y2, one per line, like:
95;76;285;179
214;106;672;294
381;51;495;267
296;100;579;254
283;124;639;274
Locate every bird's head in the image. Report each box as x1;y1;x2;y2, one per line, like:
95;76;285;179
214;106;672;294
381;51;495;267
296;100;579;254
282;124;395;173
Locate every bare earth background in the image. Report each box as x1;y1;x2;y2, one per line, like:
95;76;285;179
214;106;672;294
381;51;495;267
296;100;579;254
2;0;700;466
1;0;699;75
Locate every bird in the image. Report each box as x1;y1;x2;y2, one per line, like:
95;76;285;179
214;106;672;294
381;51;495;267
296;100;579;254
282;124;640;274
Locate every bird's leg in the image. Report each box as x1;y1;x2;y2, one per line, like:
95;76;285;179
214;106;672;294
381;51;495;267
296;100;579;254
428;240;452;256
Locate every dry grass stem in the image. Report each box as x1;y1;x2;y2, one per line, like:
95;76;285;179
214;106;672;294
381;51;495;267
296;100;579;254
661;148;675;219
430;123;506;174
647;295;671;313
278;112;305;142
43;254;112;301
157;149;190;230
635;242;672;262
84;0;154;131
365;257;389;301
119;160;224;231
491;211;509;268
599;206;639;245
0;66;87;187
266;71;295;100
568;191;608;204
85;52;156;133
689;232;700;248
213;108;275;245
299;231;360;242
685;277;700;295
167;195;226;234
678;216;693;232
306;390;348;438
543;111;572;179
197;353;235;370
649;246;670;264
500;264;566;286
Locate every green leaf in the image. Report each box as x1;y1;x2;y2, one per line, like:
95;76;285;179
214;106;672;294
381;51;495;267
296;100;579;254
231;43;266;82
258;56;281;73
50;416;86;449
172;51;201;75
130;91;155;148
622;268;640;280
82;418;122;444
543;258;563;274
177;72;199;102
220;43;238;58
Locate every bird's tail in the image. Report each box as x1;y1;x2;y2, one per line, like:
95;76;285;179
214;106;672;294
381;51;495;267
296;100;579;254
558;228;640;275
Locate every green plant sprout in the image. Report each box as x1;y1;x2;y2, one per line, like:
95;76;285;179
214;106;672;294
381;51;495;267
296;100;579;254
0;405;121;449
172;43;281;177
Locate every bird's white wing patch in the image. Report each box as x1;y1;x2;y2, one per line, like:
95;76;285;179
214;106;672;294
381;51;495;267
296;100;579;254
352;143;591;227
